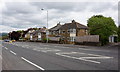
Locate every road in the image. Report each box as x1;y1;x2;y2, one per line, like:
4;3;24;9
2;41;118;71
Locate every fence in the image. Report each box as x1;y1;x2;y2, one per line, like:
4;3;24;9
48;37;60;41
75;35;99;43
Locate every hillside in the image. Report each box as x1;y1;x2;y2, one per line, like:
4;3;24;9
0;33;8;36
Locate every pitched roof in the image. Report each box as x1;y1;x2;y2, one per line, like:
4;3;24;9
31;28;46;35
49;23;62;31
31;30;40;35
59;20;88;30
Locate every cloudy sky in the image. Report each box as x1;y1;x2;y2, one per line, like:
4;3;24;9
0;0;119;33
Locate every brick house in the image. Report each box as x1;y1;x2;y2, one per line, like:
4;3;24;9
24;28;35;40
59;20;88;44
30;28;46;41
48;20;88;44
49;22;62;37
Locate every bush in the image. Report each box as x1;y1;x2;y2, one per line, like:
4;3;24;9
42;38;50;43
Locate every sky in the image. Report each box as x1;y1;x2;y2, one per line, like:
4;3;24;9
0;0;119;33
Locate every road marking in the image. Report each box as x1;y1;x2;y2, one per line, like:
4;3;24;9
10;50;17;55
41;49;61;52
56;53;100;64
33;48;38;51
56;52;113;64
0;55;2;59
79;48;110;52
21;57;45;70
43;45;49;46
33;47;61;53
54;46;61;47
22;46;25;48
61;47;69;48
54;46;69;48
4;47;8;50
79;57;113;59
26;47;29;49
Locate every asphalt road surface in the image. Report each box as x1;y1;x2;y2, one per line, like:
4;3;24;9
2;41;118;70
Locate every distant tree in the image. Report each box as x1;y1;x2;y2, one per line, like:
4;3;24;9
10;31;21;41
17;30;24;33
33;28;38;30
118;25;120;42
87;15;117;45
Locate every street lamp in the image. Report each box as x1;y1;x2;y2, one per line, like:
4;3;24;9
41;8;49;43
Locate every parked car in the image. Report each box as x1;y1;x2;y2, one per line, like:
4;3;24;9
4;39;11;42
12;40;16;42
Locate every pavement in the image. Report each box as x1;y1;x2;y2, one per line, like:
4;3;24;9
0;41;2;71
1;41;119;70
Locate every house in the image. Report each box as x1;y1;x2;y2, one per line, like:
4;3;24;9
24;28;35;40
49;22;62;37
48;20;89;44
30;27;46;41
59;20;88;44
109;35;118;43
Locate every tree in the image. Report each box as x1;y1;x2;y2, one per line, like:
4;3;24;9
118;25;120;42
87;15;117;45
10;31;21;41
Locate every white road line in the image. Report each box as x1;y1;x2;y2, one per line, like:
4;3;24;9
78;58;100;64
41;49;61;52
10;50;17;55
43;45;49;46
4;47;8;50
0;55;2;59
58;52;104;57
22;46;25;48
79;48;110;52
54;46;61;47
61;47;69;48
56;52;113;64
79;57;113;59
21;57;45;70
26;47;29;48
56;53;100;64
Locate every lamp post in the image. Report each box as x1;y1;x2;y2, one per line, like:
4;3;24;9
41;9;49;43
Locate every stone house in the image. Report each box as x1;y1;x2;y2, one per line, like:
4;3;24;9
59;20;88;44
49;22;62;37
24;28;35;40
30;28;46;41
49;20;89;44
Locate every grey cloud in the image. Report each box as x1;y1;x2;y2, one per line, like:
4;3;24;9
89;2;115;13
30;2;90;12
3;2;38;15
1;2;118;32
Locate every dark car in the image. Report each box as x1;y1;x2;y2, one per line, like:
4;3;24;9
4;39;11;42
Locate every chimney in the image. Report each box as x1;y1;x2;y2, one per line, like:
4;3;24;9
72;20;75;23
57;22;61;25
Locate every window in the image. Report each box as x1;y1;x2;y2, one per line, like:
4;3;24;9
59;30;61;34
85;30;88;34
62;30;65;33
69;29;76;33
73;29;76;33
69;37;75;42
67;30;70;33
70;29;73;33
38;33;41;36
